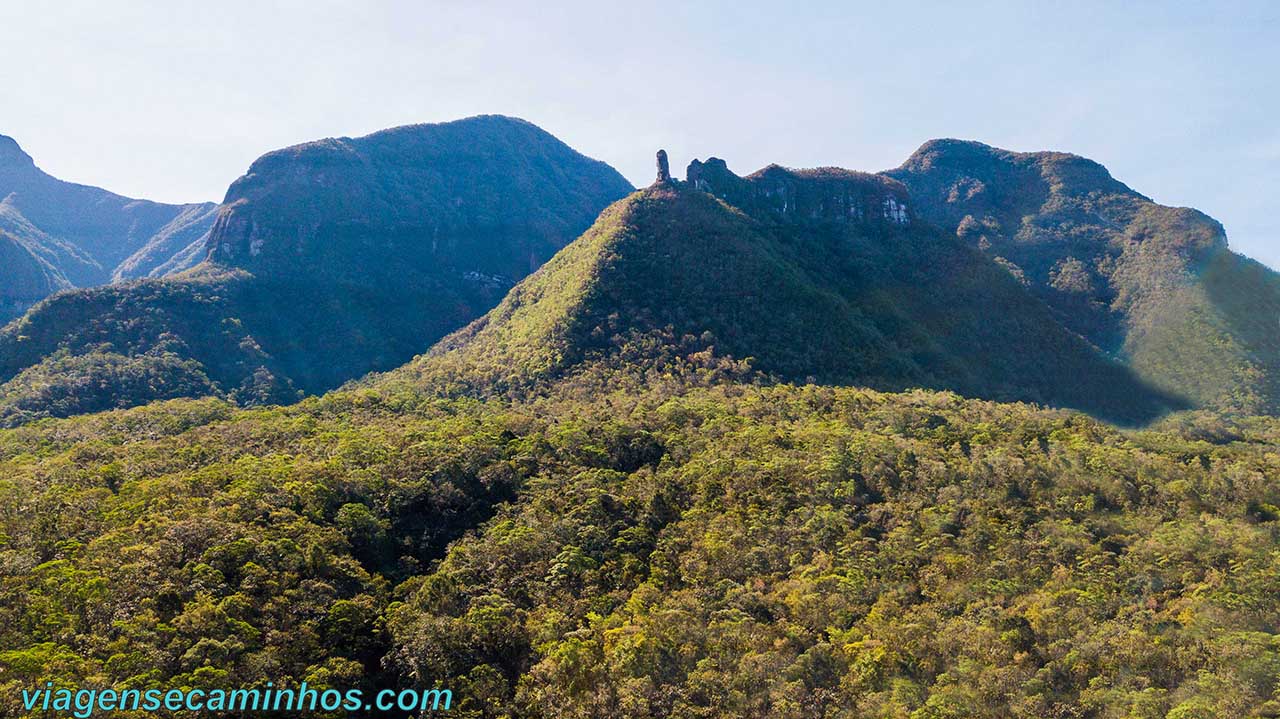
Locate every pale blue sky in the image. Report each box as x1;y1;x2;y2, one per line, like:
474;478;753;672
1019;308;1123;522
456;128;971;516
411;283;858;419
2;1;1277;266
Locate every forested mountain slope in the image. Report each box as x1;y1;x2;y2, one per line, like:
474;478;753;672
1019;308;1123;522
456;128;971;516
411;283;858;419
381;164;1182;425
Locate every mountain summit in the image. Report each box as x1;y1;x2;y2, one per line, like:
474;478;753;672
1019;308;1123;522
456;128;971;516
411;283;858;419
205;115;632;282
0;135;34;167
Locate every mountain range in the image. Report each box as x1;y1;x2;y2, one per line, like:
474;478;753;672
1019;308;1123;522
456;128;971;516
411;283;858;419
1;117;1277;427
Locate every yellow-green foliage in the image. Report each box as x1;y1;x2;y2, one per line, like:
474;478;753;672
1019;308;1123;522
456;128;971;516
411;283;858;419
3;380;1280;717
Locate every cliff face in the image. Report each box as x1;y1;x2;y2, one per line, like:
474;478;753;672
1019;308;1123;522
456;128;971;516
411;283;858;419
688;158;912;225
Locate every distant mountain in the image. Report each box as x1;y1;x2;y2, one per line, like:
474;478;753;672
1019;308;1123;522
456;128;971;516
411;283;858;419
0;134;219;321
887;139;1280;414
381;158;1180;424
0;116;633;425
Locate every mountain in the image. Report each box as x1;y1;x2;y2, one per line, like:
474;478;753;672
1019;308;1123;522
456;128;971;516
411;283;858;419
0;116;633;425
6;131;1277;428
380;158;1181;425
886;139;1280;415
0;134;219;321
207;115;630;282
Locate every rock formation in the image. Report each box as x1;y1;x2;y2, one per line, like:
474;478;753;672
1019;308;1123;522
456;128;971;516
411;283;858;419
655;149;671;184
686;157;910;226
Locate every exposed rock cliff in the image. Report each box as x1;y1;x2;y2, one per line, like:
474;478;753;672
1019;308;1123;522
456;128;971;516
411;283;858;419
688;157;911;225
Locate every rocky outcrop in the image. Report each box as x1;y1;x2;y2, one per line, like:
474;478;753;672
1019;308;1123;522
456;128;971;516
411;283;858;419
655;149;671;184
687;157;911;226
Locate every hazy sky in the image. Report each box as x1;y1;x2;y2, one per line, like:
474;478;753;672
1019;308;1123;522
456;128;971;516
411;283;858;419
2;1;1277;266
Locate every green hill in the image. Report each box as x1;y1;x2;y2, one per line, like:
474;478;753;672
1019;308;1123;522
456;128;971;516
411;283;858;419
381;164;1180;425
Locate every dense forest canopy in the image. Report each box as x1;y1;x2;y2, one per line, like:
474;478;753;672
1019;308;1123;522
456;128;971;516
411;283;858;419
2;374;1280;717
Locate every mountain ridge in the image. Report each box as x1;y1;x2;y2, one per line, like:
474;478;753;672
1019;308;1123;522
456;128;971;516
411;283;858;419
0;132;220;321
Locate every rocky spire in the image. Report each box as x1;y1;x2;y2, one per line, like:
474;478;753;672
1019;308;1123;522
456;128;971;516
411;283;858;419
655;149;671;184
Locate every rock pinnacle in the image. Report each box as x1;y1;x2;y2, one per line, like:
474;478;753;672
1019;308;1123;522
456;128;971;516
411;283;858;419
655;149;671;184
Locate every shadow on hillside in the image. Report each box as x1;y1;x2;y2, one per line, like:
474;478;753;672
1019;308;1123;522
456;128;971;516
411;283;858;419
1200;250;1280;413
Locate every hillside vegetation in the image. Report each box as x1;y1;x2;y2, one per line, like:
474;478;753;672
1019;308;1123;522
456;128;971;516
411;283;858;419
1;379;1279;717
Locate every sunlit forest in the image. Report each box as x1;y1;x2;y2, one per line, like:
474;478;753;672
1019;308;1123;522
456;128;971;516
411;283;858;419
3;373;1279;717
